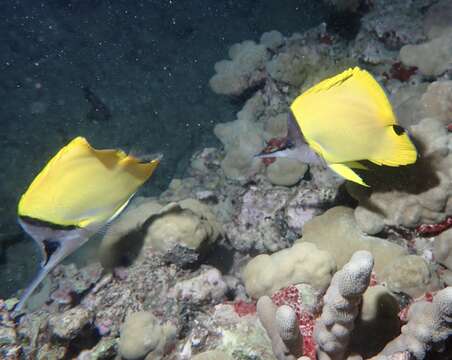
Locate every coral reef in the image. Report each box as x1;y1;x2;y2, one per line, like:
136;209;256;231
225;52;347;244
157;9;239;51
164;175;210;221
3;1;452;359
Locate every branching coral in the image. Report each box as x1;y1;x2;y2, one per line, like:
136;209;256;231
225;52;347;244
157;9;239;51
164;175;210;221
314;250;374;360
372;287;452;359
257;296;303;360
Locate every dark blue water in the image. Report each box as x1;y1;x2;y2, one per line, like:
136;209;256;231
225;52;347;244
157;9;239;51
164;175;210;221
0;0;328;297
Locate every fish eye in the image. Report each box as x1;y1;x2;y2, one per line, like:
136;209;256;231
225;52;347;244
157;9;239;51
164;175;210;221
392;125;406;136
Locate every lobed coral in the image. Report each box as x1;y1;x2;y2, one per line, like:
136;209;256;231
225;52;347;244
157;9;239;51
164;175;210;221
243;242;337;298
119;311;176;360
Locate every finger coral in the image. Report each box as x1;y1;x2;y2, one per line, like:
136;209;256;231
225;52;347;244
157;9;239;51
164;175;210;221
314;250;374;360
257;296;303;360
373;287;452;359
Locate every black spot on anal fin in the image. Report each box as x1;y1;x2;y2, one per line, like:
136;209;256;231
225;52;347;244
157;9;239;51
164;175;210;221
392;125;406;136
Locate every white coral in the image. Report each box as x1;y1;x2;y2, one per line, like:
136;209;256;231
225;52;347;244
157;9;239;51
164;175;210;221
314;251;374;360
374;287;452;359
400;30;452;76
243;242;337;298
209;40;269;96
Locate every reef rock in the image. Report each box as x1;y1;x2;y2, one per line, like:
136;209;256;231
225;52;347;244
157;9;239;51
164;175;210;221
48;306;93;340
225;183;293;253
284;183;339;235
171;267;228;306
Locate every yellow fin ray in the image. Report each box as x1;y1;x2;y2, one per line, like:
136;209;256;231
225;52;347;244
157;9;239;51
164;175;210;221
328;163;369;187
343;161;368;170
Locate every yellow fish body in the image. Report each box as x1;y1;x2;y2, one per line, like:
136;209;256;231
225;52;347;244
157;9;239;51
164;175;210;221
259;67;417;186
15;137;160;313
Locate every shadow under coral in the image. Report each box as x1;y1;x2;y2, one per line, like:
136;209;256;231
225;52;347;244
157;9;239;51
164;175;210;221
346;140;441;217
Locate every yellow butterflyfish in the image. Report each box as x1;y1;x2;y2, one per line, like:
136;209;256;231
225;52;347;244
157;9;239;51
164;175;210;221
15;136;160;313
258;67;417;186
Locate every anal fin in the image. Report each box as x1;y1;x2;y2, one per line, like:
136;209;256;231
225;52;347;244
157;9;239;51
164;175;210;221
328;163;369;187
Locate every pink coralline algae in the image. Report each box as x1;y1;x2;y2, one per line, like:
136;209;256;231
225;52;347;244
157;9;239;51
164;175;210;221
370;271;378;287
260;137;288;166
398;291;435;323
232;300;257;317
416;216;452;237
384;61;418;82
271;285;317;360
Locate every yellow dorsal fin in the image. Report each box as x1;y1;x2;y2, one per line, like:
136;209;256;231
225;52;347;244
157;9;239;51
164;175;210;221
293;67;397;127
328;163;369;187
18;137;160;227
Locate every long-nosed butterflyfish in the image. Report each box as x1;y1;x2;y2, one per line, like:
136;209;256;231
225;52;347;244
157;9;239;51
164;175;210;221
258;67;418;186
15;136;160;313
